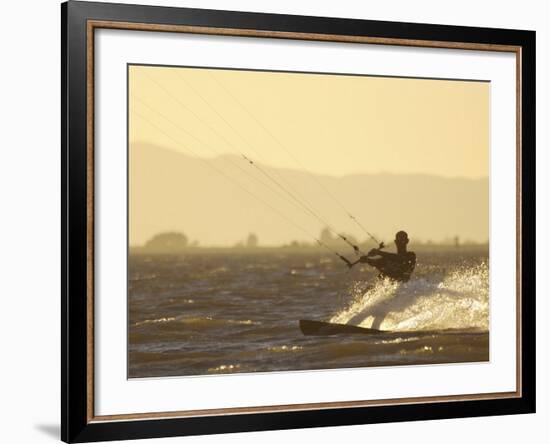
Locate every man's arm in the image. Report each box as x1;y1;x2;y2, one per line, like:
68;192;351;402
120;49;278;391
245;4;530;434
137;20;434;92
366;248;396;258
348;249;396;269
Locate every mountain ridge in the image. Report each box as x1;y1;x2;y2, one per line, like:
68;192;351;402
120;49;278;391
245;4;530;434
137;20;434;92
129;143;489;246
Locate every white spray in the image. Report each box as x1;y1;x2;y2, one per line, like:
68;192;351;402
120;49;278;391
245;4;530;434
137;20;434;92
330;263;489;332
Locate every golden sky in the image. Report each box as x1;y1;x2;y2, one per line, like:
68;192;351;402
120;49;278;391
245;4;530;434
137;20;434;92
129;65;489;178
128;65;489;246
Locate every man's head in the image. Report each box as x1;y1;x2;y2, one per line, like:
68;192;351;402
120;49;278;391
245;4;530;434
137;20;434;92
394;231;409;251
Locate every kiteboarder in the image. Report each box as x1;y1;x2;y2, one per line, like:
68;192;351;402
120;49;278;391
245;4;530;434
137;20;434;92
348;230;416;282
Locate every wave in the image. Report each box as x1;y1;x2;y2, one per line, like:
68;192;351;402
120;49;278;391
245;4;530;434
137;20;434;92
330;262;489;332
132;316;261;328
208;363;242;373
133;317;176;327
268;345;303;353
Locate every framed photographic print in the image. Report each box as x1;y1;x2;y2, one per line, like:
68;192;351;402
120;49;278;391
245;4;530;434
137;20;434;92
61;1;536;442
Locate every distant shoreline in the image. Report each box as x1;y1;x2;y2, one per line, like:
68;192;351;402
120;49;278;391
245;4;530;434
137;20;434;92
129;243;489;256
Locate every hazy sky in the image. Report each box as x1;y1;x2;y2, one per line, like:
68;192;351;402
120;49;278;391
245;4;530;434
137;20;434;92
129;65;489;179
129;65;489;246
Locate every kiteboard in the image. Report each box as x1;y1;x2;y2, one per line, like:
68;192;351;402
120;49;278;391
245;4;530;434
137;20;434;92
299;320;487;338
299;319;387;336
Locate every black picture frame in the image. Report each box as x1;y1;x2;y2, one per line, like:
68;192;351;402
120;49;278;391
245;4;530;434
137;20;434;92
62;1;536;442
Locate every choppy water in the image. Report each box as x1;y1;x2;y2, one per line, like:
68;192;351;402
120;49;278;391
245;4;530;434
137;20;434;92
128;249;489;378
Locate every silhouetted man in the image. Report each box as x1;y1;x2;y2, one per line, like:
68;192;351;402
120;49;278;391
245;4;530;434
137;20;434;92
349;231;416;282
